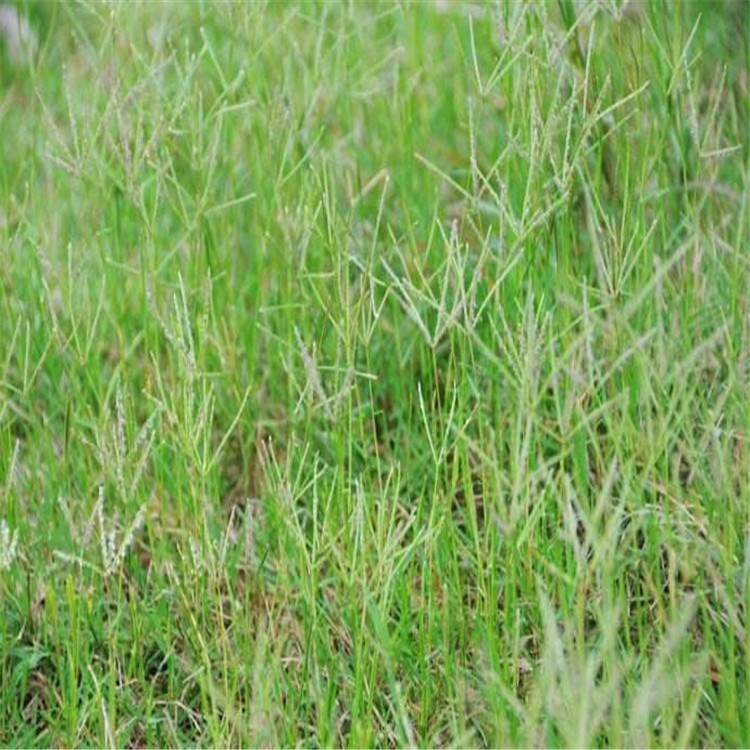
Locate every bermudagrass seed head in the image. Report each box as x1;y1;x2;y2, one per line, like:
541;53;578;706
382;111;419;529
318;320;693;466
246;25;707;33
0;519;19;571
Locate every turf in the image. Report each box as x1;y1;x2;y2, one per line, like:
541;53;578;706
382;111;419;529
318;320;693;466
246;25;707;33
1;1;749;747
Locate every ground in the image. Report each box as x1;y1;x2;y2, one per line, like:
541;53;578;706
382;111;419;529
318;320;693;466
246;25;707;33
0;1;749;747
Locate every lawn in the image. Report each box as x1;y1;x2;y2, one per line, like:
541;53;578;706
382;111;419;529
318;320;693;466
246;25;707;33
1;1;748;747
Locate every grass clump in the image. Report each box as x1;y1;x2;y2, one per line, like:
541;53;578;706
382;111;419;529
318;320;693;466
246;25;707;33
1;1;749;747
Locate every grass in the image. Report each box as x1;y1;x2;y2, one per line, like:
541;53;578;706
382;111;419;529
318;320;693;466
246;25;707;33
0;0;748;746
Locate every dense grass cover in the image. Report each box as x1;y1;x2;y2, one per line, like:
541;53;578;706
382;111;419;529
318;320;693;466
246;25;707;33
1;1;748;746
